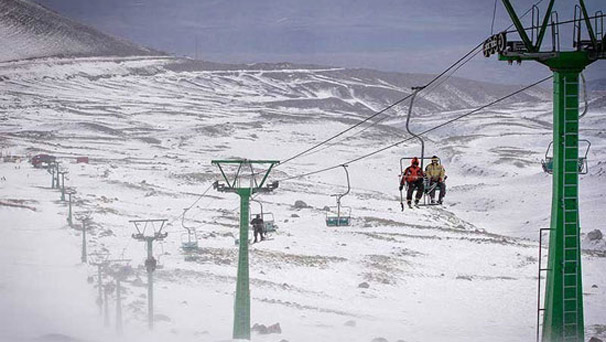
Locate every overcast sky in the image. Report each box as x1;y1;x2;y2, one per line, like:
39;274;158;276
34;0;605;84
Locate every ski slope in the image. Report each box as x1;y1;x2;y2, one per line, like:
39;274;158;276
1;56;605;342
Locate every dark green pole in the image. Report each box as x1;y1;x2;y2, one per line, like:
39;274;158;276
212;159;279;340
493;2;604;339
233;188;252;340
542;69;584;342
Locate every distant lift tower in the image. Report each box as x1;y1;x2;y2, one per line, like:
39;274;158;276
211;159;279;340
129;219;168;330
484;1;605;342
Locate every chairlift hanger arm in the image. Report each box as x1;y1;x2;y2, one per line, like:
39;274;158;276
405;87;426;168
342;164;351;197
251;198;264;216
181;208;194;234
331;165;351;203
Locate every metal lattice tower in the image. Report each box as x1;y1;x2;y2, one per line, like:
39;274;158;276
484;1;605;341
211;159;279;340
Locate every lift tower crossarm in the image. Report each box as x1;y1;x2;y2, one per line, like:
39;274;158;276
501;0;536;52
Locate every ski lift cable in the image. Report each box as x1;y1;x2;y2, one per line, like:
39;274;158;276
294;46;485;160
273;42;484;168
324;6;559;156
162;182;216;232
277;75;553;183
300;11;605;162
313;1;551;157
269;0;552;169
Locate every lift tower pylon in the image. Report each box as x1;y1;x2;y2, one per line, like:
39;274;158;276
211;159;279;340
484;1;605;341
129;219;167;331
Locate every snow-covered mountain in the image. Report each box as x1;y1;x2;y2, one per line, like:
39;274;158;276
1;2;605;342
0;0;162;62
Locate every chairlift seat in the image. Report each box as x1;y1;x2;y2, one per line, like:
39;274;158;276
181;241;199;251
325;164;352;227
180;232;199;251
542;140;591;175
264;221;277;233
325;206;352;227
262;212;277;233
541;157;587;174
326;216;351;227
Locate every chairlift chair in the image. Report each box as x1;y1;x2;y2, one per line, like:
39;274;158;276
541;140;591;174
325;165;352;227
398;86;445;208
250;199;277;234
180;208;199;252
399;156;444;206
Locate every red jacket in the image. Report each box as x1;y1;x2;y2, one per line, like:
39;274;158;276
401;165;424;185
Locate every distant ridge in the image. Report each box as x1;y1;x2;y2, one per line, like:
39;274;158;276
0;0;164;62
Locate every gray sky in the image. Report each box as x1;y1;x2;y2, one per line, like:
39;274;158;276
34;0;605;84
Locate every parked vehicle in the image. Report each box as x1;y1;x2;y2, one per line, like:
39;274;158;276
31;154;56;168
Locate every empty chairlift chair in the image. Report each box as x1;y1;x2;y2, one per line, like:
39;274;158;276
325;165;352;227
541;140;591;174
180;208;199;252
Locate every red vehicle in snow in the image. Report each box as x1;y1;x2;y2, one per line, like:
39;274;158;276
31;154;56;168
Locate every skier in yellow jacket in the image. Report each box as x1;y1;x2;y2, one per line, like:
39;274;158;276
425;155;446;204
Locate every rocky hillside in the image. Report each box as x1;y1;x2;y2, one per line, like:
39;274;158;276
0;0;163;62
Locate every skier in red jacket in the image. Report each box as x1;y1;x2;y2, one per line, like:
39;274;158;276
399;157;425;209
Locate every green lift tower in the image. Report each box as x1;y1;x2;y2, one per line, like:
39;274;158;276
212;159;279;340
484;1;605;341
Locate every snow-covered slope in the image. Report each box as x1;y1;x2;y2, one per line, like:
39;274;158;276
1;57;605;342
0;0;162;62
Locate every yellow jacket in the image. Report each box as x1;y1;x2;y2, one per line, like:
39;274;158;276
425;163;445;181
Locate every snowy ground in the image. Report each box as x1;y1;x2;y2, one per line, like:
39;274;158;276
1;56;605;342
